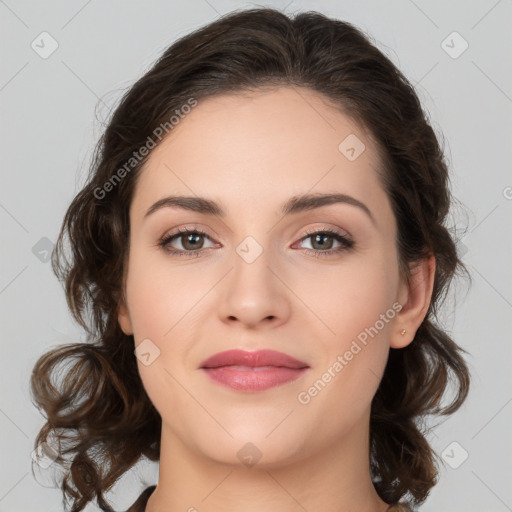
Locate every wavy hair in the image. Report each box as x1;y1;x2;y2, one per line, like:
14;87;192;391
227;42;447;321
30;7;471;511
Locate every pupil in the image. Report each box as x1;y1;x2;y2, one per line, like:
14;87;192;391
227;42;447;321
185;233;201;249
313;233;332;250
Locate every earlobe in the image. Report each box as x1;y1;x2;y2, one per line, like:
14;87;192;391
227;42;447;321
391;254;436;349
117;297;133;336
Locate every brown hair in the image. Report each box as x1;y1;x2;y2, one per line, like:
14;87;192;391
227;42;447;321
30;7;471;511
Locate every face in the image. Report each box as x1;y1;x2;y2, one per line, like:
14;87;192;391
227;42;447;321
118;86;409;468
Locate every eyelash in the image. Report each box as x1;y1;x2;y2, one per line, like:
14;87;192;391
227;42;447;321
158;227;354;259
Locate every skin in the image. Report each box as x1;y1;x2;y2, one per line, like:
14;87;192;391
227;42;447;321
117;86;435;512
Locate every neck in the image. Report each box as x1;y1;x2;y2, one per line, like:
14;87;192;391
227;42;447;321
146;415;390;512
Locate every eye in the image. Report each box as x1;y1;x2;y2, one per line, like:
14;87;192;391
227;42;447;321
295;228;354;258
159;228;217;257
158;226;354;259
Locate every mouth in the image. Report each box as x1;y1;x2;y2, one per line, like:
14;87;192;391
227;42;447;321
199;349;310;392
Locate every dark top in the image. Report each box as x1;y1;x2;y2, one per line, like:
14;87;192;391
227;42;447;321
126;486;156;512
126;486;413;511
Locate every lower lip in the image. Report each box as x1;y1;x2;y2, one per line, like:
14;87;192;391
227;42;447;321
201;366;309;391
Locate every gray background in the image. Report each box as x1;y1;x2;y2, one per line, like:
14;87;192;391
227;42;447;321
1;0;511;511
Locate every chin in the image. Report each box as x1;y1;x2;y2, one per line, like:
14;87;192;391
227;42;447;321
188;429;306;470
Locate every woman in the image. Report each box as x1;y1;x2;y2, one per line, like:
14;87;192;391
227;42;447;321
30;7;470;512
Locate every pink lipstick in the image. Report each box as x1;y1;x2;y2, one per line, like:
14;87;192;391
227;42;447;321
199;349;309;392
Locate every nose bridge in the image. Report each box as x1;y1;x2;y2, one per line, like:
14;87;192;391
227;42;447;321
231;231;276;297
217;230;289;327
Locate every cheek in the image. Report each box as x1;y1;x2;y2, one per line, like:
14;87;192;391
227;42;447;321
126;261;191;418
124;249;205;399
125;246;198;338
306;249;399;341
295;262;397;423
303;244;400;397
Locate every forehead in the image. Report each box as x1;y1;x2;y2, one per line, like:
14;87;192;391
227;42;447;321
130;86;389;222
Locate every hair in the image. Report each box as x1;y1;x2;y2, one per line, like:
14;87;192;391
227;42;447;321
30;7;471;511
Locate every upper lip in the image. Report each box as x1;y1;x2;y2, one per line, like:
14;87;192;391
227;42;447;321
200;349;309;369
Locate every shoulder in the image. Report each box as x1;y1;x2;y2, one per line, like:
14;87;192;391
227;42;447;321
126;485;156;512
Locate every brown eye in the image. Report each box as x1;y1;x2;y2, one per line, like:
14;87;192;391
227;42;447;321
178;232;204;250
297;229;354;258
159;228;216;257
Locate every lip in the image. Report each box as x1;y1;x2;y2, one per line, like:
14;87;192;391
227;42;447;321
200;349;310;392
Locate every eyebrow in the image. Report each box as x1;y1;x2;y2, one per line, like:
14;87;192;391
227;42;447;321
144;193;375;225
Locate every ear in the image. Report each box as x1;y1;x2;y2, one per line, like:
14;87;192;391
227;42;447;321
117;293;133;336
391;254;436;349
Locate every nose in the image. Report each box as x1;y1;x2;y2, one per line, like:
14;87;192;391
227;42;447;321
217;242;291;330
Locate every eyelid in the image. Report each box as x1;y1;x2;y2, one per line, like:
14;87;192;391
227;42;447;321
292;227;354;254
298;225;352;242
158;225;218;249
